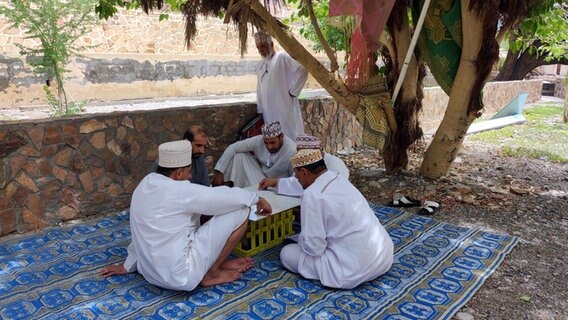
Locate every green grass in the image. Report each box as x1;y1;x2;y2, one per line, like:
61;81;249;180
469;105;568;163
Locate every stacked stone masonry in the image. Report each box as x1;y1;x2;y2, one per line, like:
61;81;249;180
0;98;362;235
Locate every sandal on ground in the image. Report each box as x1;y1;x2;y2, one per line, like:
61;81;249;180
389;195;422;207
417;201;441;216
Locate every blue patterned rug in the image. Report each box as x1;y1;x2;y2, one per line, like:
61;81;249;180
0;205;518;320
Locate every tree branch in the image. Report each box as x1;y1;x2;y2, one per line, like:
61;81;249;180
495;25;510;45
247;0;360;114
304;0;339;72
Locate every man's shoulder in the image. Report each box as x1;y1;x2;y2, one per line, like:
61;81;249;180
231;135;262;146
281;136;297;150
302;185;325;201
324;153;347;166
248;135;264;144
273;51;294;63
323;153;338;160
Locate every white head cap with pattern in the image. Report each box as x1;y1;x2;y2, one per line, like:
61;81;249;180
158;140;192;168
296;134;321;149
261;121;282;138
291;149;324;168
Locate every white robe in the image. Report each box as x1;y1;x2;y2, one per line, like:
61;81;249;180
214;135;296;187
124;173;259;291
277;153;350;197
280;171;394;289
257;51;309;140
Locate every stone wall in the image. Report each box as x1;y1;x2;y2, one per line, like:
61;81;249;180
0;98;362;235
420;80;543;132
0;52;323;108
0;6;323;108
0;54;259;107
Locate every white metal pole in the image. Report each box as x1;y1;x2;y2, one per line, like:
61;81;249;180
391;0;432;105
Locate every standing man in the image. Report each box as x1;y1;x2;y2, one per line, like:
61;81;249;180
258;134;350;197
280;149;393;289
212;121;296;188
255;32;308;141
100;140;272;290
152;125;211;186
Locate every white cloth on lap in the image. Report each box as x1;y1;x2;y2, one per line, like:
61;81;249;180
184;207;249;289
222;153;268;188
214;135;296;188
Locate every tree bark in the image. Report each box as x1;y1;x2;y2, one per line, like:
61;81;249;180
495;38;568;81
562;78;568;123
305;0;338;72
420;0;488;179
494;34;518;81
247;0;360;114
564;99;568;123
383;4;423;174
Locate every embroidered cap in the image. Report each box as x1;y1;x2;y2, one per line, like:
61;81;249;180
296;134;321;149
261;121;282;138
158;140;192;168
291;149;323;168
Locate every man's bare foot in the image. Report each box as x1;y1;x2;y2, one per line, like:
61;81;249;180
221;257;254;271
200;269;242;287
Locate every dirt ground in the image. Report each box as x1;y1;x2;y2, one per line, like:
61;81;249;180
339;137;568;320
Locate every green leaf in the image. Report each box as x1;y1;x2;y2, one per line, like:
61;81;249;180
519;294;532;302
1;0;99;114
159;13;169;21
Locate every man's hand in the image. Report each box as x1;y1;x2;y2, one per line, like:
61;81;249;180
256;197;272;216
212;171;225;187
100;264;129;277
258;178;278;190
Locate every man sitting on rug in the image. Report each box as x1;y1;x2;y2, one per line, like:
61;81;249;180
280;149;393;289
212;121;296;188
258;134;349;197
100;140;272;290
152;125;211;186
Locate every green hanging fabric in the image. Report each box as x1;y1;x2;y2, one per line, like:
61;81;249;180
412;0;462;95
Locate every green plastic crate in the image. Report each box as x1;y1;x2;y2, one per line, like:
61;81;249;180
234;209;295;256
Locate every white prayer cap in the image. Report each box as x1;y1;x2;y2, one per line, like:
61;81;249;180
296;134;321;149
291;149;324;168
158;140;192;168
261;121;282;138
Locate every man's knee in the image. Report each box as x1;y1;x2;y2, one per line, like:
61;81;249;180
227;207;249;232
280;244;301;273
